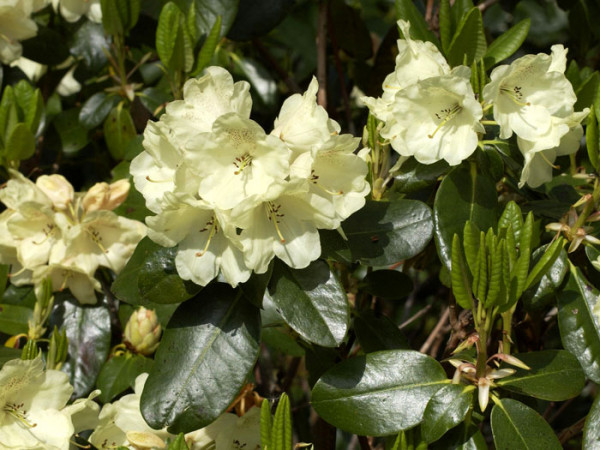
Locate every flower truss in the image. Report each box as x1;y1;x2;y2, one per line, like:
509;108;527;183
131;66;370;287
363;21;588;188
89;373;261;450
0;357;99;449
0;172;146;304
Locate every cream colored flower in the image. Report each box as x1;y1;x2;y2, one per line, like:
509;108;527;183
185;407;261;450
0;0;42;64
51;0;101;23
0;357;88;450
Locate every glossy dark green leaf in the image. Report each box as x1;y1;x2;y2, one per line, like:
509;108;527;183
261;327;304;357
429;423;487;449
496;350;584;401
0;347;21;368
434;163;498;271
491;398;561;450
96;354;154;403
228;0;293;41
5;123;35;161
522;245;567;311
22;27;70;65
447;8;486;67
233;56;277;107
269;260;348;347
483;19;530;69
104;105;137;160
396;0;440;48
338;199;433;266
112;237;202;306
393;158;449;194
79;93;120;130
557;264;600;383
583;392;600;449
311;350;448;436
0;303;31;335
353;310;409;353
141;284;260;433
240;262;272;309
191;15;222;76
50;299;111;397
184;0;239;39
70;22;109;72
361;270;413;299
53;108;89;155
524;238;564;291
2;284;36;307
576;71;600;112
422;384;474;443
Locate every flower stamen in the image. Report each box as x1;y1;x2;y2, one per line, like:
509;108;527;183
4;403;37;428
233;153;253;175
195;217;218;257
429;104;462;139
500;85;531;107
267;202;286;243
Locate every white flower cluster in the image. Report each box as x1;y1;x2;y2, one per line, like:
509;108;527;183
131;66;370;287
483;44;588;188
363;21;588;188
0;357;100;449
0;172;146;304
0;0;46;64
51;0;101;23
89;373;261;450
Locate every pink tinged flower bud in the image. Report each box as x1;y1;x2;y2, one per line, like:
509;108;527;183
123;307;162;356
83;179;130;212
36;174;74;210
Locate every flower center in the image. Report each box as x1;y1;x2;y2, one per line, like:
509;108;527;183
428;103;462;138
196;216;219;257
311;170;343;195
4;402;37;428
233;153;253;175
33;223;56;245
267;202;286;243
500;85;530;107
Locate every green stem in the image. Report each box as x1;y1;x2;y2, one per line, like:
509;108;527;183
501;305;516;354
574;178;600;229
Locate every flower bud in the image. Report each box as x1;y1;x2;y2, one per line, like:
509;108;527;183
36;174;74;210
83;179;130;212
124;307;161;356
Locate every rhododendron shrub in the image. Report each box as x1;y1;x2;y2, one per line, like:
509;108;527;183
1;1;600;449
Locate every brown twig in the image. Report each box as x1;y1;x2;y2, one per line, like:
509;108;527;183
399;304;432;330
425;0;435;24
558;416;586;444
358;435;372;450
316;0;328;108
420;307;450;354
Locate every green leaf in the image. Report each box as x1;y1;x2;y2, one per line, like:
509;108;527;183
498;201;523;242
260;399;272;449
587;103;600;171
227;0;293;41
191;15;222;76
439;0;452;53
496;350;584;401
187;0;239;40
583;392;600;450
434;163;497;271
483;19;530;69
485;238;504;307
53;108;90;155
491;399;561;450
311;350;448;436
576;71;600;112
422;384;474;443
167;434;189;450
451;234;473;310
0;264;9;300
156;2;183;69
140;284;260;432
269;260;348;347
474;231;487;302
70;22;109;72
271;393;292;450
446;8;486;67
396;0;440;48
112;237;202;307
101;0;140;35
0;347;21;368
524;238;564;291
393;158;449;194
52;299;112;397
13;81;43;134
79;93;120;130
0;303;31;335
327;199;433;266
361;270;413;299
353;310;409;353
5;123;35;161
523;245;567;311
557;264;600;383
96;354;154;403
104;104;137;160
462;222;480;275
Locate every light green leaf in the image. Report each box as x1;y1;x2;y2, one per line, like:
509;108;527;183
395;0;440;47
260;399;272;449
439;0;452;53
271;393;292;450
447;7;486;67
483;19;531;69
5;123;35;161
191;15;222;76
587;103;600;171
103;104;137;160
451;234;473;310
583;393;600;449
